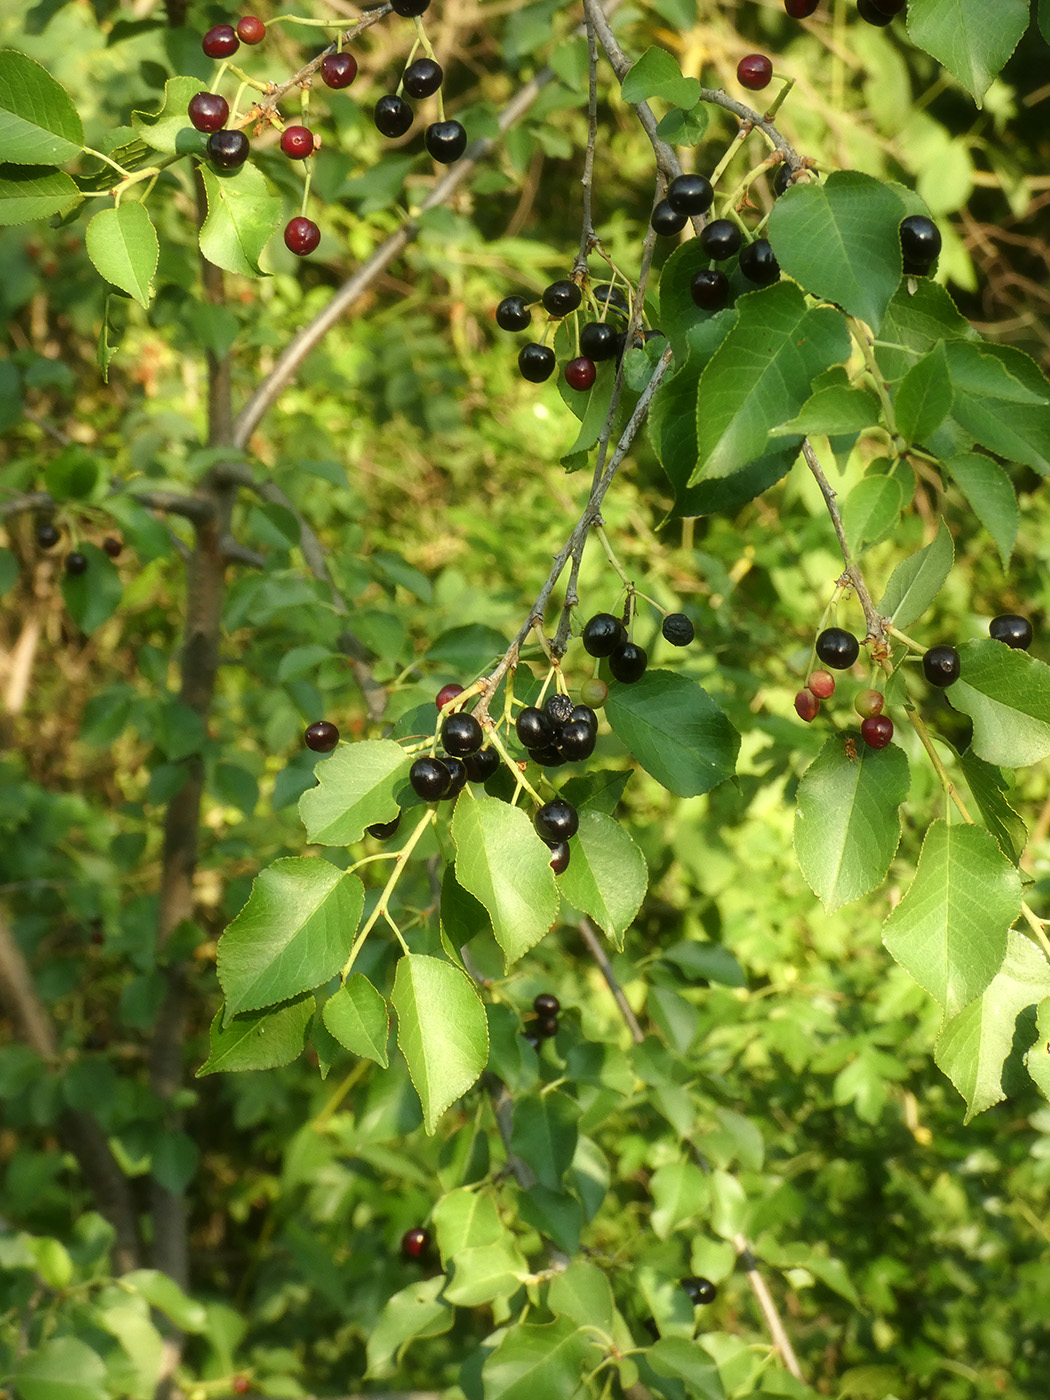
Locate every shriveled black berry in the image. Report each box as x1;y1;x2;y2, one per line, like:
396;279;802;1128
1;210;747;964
535;799;579;843
518;343;556;383
516;706;555;751
548;842;570;875
410;756;451;800
558;719;596;761
667;173;713;216
496;295;531;331
36;521;60;549
989;614;1033;650
535;1014;560;1037
899;214;941;275
464;747;501;782
651;199;687;237
374;94;414;138
582;612;626;658
662;613;694;646
403;57;443;98
682;1277;718;1305
609;642;648;683
534;992;560;1016
739;239;780;285
441;712;483;756
544;693;575;727
441;755;469;796
700;219;742;260
367;813;402;839
922;644;961;688
815;627;860;669
690;269;730;312
304;720;339;752
579;321;619;361
542;280;582;317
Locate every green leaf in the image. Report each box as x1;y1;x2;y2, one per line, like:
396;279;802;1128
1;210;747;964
46;446;98;500
655;102;709;145
947;638;1050;768
123;1270;207;1333
882;821;1019;1017
692;282;850;482
768;171;905;329
432;1187;504;1263
132;76;201;155
217;857;364;1020
959;750;1027;864
1026;997;1050;1102
605;669;739;798
945;342;1050;475
908;0;1028;104
451;796;559;967
935;931;1050;1119
85;203;158;308
943;452;1018;568
152;1129;198;1193
843;474;904;555
794;736;910;914
442;1238;528;1306
647;1337;726;1398
649;1160;710;1240
944;341;1048;406
0;51;83;165
0;163;78;225
61;546;122;633
199;161;282;277
876;518;954;628
548;1258;615;1333
391;954;488;1133
620;47;701;108
557;811;647;950
365;1276;452;1381
894;342;953;445
15;1337;107;1400
322;974;389;1067
482;1318;600;1400
197;995;313;1075
298;739;410;845
509;1090;581;1191
770;384;881;438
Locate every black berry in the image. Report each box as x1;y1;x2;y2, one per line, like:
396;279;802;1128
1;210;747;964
857;0;893;24
773;163;793;197
35;521;60;549
367;814;401;839
410;756;451;801
281;125;314;159
548;842;570;875
236;15;266;43
700;219;743;260
535;799;579;843
667;173;714;216
535;1014;559;1037
188;92;230;133
544;693;575;727
403;57;443;98
868;0;906;11
441;755;468;797
374;94;414;138
534;992;560;1016
65;551;88;576
305;720;339;752
592;283;630;316
496;295;531;332
401;1226;431;1259
737;54;773;90
861;715;894;749
582;612;626;657
518;343;556;383
284;217;320;256
682;1277;718;1305
206;129;250;170
569;704;598;730
579;322;619;361
989;614;1033;650
533;745;567;768
441;712;483;756
784;0;819;14
651;199;687;237
815;627;860;669
321;53;358;89
463;747;501;783
690;269;730;311
899;215;941;275
739;239;780;285
516;706;555;751
609;642;648;683
202;24;239;58
541;280;582;317
923;644;961;688
662;613;694;646
102;537;122;558
425;120;467;164
558;719;596;761
392;0;429;12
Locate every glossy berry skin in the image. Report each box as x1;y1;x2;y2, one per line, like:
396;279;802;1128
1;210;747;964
236;15;266;43
102;536;122;558
321;52;358;89
401;1226;430;1259
570;704;598;731
737;54;773;90
593;283;629;315
662;613;694;646
441;712;483;756
518;343;556;383
36;521;60;549
609;642;648;683
284;217;320;256
701;219;743;260
815;627;860;669
579;677;608;708
517;706;555;751
541;280;582;317
869;0;906;12
784;0;819;13
667;173;713;216
441;756;468;797
794;690;819;722
425;120;467;164
464;747;500;783
544;693;575;727
496;295;531;332
435;683;465;710
202;24;239;58
535;799;579;843
923;644;961;688
582;612;626;658
861;715;894;750
899;215;941;275
188;92;230;133
410;756;451;801
808;670;835;699
989;614;1033;650
533;745;566;768
374;94;413;138
773;163;793;198
535;1014;560;1037
65;551;88;576
404;57;443;98
304;720;339;752
281;126;314;159
207;129;250;170
579;322;619;361
565;357;596;391
558;719;596;761
548;842;570;875
534;992;560;1016
651;199;687;237
392;0;430;13
367;814;401;840
855;689;885;719
690;269;730;312
739;239;780;285
682;1276;718;1305
857;0;893;23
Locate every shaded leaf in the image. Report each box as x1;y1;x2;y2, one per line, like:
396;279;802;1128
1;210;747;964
510;1090;581;1191
943;452;1018;568
365;1276;452;1381
894;342;952;444
0;163;78;225
482;1318;600;1400
557;811;647;949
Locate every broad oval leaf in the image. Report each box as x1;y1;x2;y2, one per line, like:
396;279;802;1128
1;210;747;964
0;50;83;165
894;342;953;445
557;810;647;949
509;1090;581;1192
86;203;159;309
943;452;1018;569
883;821;1019;1018
605;669;739;798
649;1160;710;1240
217;857;365;1019
197;994;313;1076
0;164;78;225
442;1239;529;1306
299;739;410;845
548;1259;615;1333
451;796;559;966
876;517;954;628
620;46;701;107
947;639;1050;768
794;735;910;914
15;1336;106;1400
132;76;201;155
946;341;1050;476
482;1318;601;1400
199;161;282;276
432;1187;504;1263
768;171;905;330
122;1270;208;1333
365;1276;452;1381
322;974;389;1067
842;473;904;555
391;954;488;1133
770;384;881;438
959;748;1027;863
908;0;1029;104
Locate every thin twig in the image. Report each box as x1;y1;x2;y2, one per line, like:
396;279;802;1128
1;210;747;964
733;1235;806;1382
801;440;884;642
575;14;601;269
578;918;643;1043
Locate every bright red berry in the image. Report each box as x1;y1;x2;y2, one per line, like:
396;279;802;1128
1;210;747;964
565;357;597;391
202;24;239;59
281;126;314;159
284;217;320;256
236;15;266;43
794;690;819;722
321;52;358;88
861;715;894;750
737;54;773;90
401;1226;430;1260
808;670;835;699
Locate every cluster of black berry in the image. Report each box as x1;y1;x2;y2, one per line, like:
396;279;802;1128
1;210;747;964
516;694;598;772
581;608;694;685
34;517;122;575
189;0;464;258
524;992;561;1047
497;280;640;390
782;0;904;22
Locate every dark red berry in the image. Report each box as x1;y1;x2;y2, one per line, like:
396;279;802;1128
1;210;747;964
690;269;730;311
65;551;88;576
281;125;314;159
496;295;531;332
667;173;714;216
739;239;780;285
410;757;451;801
441;712;483;756
854;689;884;719
516;706;555;751
236;15;266;43
737;54;773;90
401;1226;430;1259
784;0;819;14
36;521;60;549
794;690;819;721
815;627;860;669
541;280;582;317
102;536;122;558
565;357;596;391
518;343;556;383
392;0;429;13
535;799;579;843
231;1379;250;1397
662;613;694;646
435;682;464;709
188;92;230;133
701;219;743;260
651;199;687;237
609;642;647;683
534;992;560;1016
861;715;894;749
284;217;320;256
582;613;626;658
989;615;1033;650
403;57;443;98
548;842;570;875
374;94;414;138
808;670;835;699
922;644;961;688
206;129;250;170
367;814;402;839
321;52;358;89
682;1277;718;1305
305;720;339;752
579;322;619;361
463;747;500;783
202;24;239;58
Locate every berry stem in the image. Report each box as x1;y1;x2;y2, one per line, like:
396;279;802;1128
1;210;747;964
412;16;438;61
885;625;927;655
484;726;544;806
899;692;975;825
299;167;314;217
594;524;632;590
339;809;437;978
82;146;134;179
1020;903;1050;961
225;65;271;93
763;76;796;123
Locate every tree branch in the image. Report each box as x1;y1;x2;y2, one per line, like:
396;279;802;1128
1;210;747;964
577;918;644;1044
801;439;885;643
733;1235;806;1383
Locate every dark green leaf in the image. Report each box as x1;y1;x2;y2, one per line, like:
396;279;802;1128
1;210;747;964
959;750;1027;863
0;163;78;225
365;1276;452;1381
482;1318;600;1400
655;102;708;145
876;518;954;628
647;1337;726;1398
557;811;647;949
947;639;1050;767
771;384;881;439
61;546;122;633
943;452;1018;568
945;342;1050;476
0;50;83;164
605;669;739;798
510;1090;581;1191
843;474;904;555
894;342;952;445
